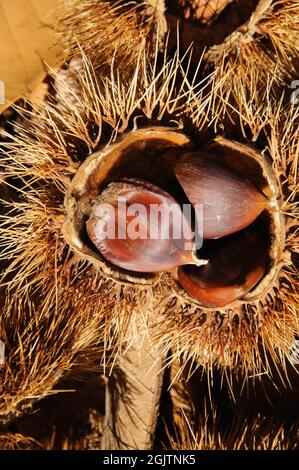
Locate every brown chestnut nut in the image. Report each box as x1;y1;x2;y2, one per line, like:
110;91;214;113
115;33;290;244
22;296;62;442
178;229;267;307
175;152;268;239
86;179;207;273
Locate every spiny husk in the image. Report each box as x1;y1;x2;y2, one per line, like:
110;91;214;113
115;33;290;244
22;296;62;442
167;358;299;450
0;31;298;426
205;0;299;113
59;0;167;71
168;357;299;451
166;410;299;450
0;433;43;450
10;371;106;450
0;258;109;423
156;99;299;377
0;44;216;422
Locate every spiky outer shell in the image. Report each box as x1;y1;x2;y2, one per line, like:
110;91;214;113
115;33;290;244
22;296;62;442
168;360;299;450
1;414;298;450
205;0;299;113
59;0;167;70
0;0;298;424
169;1;299;114
166;412;299;450
0;433;43;450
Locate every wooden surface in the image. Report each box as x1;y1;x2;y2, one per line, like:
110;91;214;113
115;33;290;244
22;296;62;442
0;0;64;112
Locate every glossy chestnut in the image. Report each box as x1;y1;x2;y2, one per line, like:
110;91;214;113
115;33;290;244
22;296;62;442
86;179;207;272
178;229;267;307
175;152;268;239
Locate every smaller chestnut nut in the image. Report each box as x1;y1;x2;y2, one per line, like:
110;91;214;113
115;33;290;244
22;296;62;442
86;179;207;273
175;152;268;239
178;229;267;307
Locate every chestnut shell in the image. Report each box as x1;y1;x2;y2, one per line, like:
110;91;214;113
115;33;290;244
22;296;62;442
63;127;191;285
